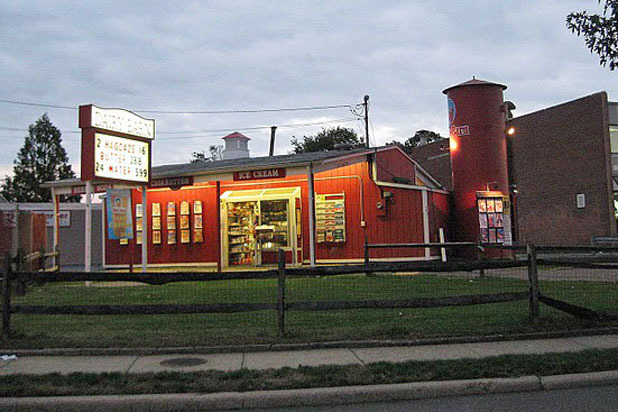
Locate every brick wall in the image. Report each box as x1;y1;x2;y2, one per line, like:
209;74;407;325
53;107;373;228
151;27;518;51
508;92;615;245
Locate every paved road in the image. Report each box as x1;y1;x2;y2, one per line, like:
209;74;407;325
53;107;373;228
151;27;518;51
248;385;618;412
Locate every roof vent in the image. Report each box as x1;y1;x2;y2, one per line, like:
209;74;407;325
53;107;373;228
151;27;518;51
333;143;354;151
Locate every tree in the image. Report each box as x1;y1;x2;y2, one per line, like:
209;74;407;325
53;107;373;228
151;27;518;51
1;114;78;202
190;145;223;163
567;1;618;70
290;126;362;153
387;130;445;155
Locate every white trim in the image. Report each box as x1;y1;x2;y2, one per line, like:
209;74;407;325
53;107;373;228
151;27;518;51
304;256;441;264
439;227;447;262
103;262;218;270
0;203;103;211
374;180;450;195
101;199;106;269
85;181;92;272
52;189;59;268
141;186;148;273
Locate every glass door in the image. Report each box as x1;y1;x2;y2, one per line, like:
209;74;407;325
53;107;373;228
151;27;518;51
226;201;257;266
257;199;289;252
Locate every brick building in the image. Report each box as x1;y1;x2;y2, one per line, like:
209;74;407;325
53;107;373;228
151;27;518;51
410;91;618;245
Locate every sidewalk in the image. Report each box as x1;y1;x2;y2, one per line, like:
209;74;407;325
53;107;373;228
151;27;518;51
2;334;618;375
2;334;618;411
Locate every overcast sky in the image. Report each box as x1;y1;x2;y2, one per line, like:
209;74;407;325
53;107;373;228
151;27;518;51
1;1;616;179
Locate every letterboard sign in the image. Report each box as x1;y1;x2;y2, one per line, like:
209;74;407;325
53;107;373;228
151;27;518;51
79;104;154;184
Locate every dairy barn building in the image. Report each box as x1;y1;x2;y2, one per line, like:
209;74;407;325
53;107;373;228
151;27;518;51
43;78;618;270
45;130;450;270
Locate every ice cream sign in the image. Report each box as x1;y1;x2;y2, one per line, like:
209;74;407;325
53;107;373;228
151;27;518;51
233;168;286;181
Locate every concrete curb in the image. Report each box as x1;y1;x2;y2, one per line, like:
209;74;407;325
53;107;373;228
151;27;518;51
0;376;542;411
540;370;618;390
3;327;618;357
2;371;618;411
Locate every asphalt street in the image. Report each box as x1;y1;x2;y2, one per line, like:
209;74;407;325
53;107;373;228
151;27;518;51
249;385;618;412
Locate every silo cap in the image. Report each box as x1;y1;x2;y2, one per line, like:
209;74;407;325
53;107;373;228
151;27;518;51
442;78;507;94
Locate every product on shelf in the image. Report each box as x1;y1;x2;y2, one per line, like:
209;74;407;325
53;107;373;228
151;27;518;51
227;201;257;265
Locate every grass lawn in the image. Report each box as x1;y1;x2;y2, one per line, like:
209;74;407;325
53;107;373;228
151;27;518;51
2;348;618;397
2;274;617;348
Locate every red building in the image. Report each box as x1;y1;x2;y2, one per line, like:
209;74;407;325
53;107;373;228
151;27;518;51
46;78;618;270
410;84;618;246
45;143;450;269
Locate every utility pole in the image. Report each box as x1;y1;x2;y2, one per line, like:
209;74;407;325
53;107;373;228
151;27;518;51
363;95;370;148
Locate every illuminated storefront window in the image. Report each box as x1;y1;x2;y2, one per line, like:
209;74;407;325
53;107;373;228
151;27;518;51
221;187;300;267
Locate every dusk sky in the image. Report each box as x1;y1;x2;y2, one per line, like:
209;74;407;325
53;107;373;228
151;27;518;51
1;1;616;179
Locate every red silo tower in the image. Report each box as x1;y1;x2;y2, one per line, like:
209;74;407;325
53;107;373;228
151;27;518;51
443;78;512;249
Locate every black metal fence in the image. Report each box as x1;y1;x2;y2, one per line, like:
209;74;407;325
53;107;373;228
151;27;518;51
1;245;617;346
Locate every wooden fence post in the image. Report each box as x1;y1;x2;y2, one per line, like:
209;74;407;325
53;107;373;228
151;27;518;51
55;245;60;272
277;248;286;337
38;246;46;272
15;249;26;296
527;243;540;324
477;242;485;278
2;253;12;339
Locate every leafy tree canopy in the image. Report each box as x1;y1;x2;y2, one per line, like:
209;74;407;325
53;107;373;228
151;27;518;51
191;145;223;163
290;126;362;153
567;0;618;70
387;130;446;155
1;114;77;202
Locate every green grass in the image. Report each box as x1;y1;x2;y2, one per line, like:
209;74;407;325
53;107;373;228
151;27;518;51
2;348;618;397
3;274;617;348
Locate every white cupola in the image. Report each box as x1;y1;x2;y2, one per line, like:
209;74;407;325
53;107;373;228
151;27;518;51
221;131;251;160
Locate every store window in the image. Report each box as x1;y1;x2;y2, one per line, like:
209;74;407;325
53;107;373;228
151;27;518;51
476;192;512;245
221;187;300;267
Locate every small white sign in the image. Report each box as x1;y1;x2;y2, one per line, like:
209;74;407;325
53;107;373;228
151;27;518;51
94;133;150;183
42;211;71;227
91;105;155;139
576;193;586;209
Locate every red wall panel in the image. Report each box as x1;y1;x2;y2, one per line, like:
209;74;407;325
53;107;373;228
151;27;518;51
105;152;442;266
375;148;416;183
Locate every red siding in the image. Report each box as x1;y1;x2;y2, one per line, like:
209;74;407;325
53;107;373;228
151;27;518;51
105;155;447;266
428;191;451;242
375;148;416;183
106;186;219;266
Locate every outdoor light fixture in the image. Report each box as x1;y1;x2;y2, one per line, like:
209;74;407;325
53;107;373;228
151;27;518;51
486;181;499;191
449;138;458;151
506;126;515;136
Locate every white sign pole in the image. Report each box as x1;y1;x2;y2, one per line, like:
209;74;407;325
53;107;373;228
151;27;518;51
52;188;59;269
85;180;92;272
141;186;148;272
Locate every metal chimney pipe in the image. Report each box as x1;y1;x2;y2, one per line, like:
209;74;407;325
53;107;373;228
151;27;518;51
269;126;277;156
